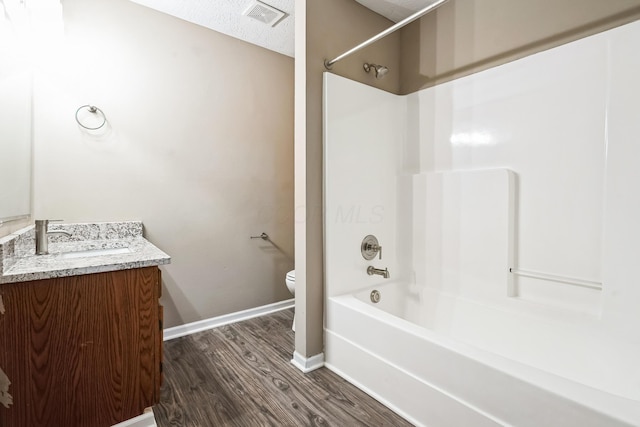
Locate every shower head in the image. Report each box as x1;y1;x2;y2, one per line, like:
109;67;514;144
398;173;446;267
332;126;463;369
363;63;389;79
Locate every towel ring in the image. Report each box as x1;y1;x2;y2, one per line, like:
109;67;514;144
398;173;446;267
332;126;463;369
75;105;107;130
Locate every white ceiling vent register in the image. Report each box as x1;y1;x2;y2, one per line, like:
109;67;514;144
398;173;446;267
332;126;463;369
242;0;286;27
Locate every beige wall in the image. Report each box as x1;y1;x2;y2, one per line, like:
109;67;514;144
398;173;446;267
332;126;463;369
400;0;640;94
294;0;400;358
32;0;294;327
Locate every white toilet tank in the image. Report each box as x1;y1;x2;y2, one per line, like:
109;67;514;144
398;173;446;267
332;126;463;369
285;270;295;295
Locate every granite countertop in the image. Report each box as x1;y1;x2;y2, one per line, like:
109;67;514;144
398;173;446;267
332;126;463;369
0;221;170;284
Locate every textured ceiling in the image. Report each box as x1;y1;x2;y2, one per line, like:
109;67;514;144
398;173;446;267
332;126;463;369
128;0;433;58
355;0;436;22
129;0;296;57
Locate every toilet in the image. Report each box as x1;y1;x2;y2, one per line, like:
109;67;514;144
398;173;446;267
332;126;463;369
285;270;295;331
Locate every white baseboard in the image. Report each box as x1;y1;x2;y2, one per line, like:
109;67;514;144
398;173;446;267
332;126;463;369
111;411;156;427
163;299;295;341
291;351;325;373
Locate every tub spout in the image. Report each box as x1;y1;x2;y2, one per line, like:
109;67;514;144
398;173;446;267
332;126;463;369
367;266;390;279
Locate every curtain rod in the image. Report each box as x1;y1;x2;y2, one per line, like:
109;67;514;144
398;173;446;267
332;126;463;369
324;0;449;70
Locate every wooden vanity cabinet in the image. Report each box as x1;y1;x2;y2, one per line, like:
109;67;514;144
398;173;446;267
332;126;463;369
0;266;163;427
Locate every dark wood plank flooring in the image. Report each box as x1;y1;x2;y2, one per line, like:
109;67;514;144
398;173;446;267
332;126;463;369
153;309;413;426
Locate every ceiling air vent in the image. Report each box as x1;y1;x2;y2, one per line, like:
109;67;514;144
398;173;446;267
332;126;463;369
242;0;286;27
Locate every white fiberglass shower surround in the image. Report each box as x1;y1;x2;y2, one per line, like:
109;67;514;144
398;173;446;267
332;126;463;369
323;21;640;427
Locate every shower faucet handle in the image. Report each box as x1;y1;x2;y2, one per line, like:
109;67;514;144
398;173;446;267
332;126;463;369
361;235;382;260
368;243;382;260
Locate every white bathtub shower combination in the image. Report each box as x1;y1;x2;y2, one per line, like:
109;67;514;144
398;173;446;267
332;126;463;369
323;21;640;427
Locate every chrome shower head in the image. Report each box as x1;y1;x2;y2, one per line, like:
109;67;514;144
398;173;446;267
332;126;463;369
363;63;389;79
376;65;389;78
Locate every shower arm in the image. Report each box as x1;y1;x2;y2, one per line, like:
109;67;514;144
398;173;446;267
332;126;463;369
324;0;449;70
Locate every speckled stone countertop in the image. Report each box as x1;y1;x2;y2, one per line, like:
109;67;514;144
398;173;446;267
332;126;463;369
0;221;170;284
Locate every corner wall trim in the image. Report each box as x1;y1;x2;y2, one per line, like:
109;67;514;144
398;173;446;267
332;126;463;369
163;299;295;341
291;351;325;373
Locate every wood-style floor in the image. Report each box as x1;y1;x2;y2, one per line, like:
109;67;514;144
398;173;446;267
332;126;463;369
153;309;413;426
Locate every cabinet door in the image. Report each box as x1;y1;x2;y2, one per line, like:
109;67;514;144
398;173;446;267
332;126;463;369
0;267;161;427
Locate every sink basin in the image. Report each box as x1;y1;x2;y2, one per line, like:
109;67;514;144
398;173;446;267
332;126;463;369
60;247;132;259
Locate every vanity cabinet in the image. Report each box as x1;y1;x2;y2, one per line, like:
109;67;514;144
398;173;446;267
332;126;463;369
0;266;163;427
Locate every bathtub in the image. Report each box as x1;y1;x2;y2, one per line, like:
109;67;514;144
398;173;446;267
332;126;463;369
324;281;640;427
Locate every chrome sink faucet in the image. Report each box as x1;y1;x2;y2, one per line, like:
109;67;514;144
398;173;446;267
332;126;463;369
35;219;72;255
367;266;390;279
